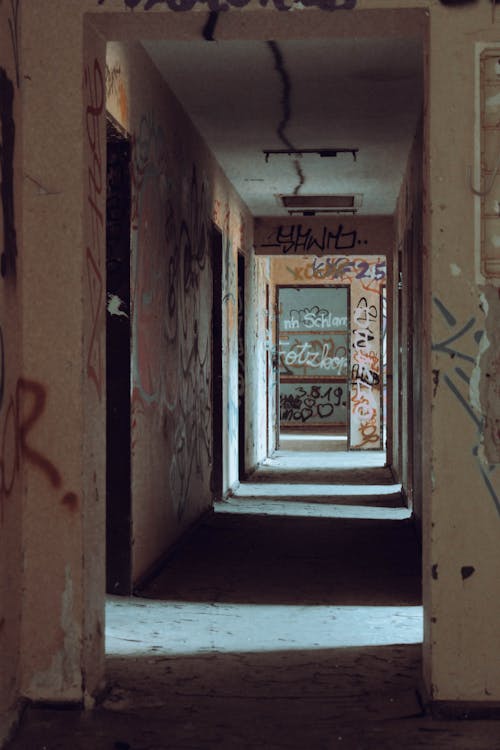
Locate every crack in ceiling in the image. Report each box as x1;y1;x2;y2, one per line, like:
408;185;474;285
267;40;306;196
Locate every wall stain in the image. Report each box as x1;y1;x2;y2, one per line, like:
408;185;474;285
0;378;78;526
461;565;475;580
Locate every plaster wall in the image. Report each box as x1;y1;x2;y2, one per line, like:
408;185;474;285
0;3;22;742
422;2;500;703
18;5;107;709
105;42;254;582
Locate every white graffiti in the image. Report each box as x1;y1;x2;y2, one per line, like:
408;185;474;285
280;341;347;375
283;311;348;330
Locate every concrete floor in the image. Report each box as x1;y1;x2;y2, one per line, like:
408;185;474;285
7;452;500;749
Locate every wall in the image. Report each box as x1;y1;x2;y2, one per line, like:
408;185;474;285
0;2;23;743
422;2;500;706
106;42;254;582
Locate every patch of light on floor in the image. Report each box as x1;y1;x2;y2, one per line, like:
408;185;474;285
262;451;387;469
232;484;402;498
219;499;410;520
106;597;423;657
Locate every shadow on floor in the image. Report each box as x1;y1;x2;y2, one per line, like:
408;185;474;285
139;510;421;607
7;490;500;749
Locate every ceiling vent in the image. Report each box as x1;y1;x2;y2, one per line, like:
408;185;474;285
279;194;362;216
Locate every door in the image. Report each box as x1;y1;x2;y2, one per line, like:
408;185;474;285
106;119;132;595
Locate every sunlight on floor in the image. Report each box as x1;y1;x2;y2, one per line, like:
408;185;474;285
106;597;423;657
220;497;410;519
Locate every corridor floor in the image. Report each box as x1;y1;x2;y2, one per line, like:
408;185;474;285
8;453;500;749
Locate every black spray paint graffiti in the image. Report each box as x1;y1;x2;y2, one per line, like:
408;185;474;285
0;67;17;279
260;224;361;255
280;383;345;424
432;297;499;515
131;114;212;520
98;0;356;11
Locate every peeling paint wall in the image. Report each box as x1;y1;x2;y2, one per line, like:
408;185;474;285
0;2;22;743
106;42;254;582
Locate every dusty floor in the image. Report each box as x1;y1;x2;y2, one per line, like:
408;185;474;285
7;453;500;749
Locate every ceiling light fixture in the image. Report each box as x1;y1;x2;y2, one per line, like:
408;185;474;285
278;194;363;216
263;148;358;163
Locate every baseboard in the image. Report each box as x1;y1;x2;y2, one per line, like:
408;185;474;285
429;700;500;721
132;507;214;594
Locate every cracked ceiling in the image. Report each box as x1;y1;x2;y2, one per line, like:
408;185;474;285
142;34;423;217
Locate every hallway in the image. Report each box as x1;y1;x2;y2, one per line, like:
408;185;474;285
8;457;500;750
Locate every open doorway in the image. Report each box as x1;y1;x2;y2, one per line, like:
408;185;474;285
105;117;132;596
277;284;350;452
269;253;388;459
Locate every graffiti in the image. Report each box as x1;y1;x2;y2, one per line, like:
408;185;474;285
106;63;122;99
351;362;380;387
130;109;212;518
260;224;361;255
280;338;347;376
84;58;105;401
0;67;17;279
282;306;347;331
311;256;386;282
7;0;20;88
285;257;386;295
433;297;499;515
105;63;129;125
280;383;346;425
350;293;381;448
0;378;78;525
98;0;356;11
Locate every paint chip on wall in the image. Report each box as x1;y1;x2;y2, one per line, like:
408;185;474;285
107;294;128;318
450;263;462;277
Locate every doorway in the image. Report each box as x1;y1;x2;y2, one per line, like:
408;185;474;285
277;284;349;450
105;117;132;596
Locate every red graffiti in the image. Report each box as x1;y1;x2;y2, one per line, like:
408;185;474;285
0;379;78;524
84;58;105;401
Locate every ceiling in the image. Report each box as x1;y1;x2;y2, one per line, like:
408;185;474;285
142;36;423;217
